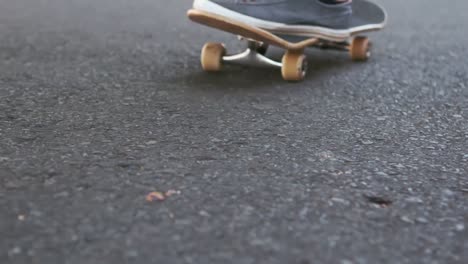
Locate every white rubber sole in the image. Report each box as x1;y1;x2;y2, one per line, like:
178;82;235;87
193;0;386;40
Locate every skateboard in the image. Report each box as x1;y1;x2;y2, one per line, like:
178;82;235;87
187;0;387;81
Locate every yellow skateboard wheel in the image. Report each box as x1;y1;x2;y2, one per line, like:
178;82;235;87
281;51;307;81
201;42;226;71
350;36;371;61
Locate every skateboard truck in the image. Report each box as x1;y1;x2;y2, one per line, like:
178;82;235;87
222;40;282;69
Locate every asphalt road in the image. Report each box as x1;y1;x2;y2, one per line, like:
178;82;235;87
1;0;467;263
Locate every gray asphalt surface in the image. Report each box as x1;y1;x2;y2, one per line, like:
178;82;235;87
1;0;467;263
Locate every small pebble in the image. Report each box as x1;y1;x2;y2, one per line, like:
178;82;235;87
146;191;165;202
199;210;210;217
8;247;21;256
331;197;349;205
406;196;423;203
44;178;56;186
401;216;414;224
165;189;180;196
455;223;465;232
376;171;388;177
145;140;158;145
416;217;429;224
442;189;455;196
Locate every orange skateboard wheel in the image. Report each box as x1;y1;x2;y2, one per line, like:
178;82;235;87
350;36;371;61
281;51;307;81
201;42;226;71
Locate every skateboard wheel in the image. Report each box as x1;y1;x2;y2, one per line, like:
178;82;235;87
281;51;307;81
201;42;226;71
350;36;371;61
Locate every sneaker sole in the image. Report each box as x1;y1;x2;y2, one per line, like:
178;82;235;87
192;0;386;40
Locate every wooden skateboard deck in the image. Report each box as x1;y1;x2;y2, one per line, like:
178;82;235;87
188;9;320;51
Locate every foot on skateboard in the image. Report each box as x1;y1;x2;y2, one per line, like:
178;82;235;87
188;0;387;81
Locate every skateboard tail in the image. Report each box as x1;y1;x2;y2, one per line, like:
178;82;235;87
188;10;287;48
187;9;319;50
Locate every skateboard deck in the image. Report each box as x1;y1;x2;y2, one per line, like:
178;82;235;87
188;9;320;51
187;0;387;81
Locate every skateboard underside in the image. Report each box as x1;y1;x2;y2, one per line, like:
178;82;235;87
187;2;386;81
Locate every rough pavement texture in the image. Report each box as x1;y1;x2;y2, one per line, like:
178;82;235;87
0;0;467;263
